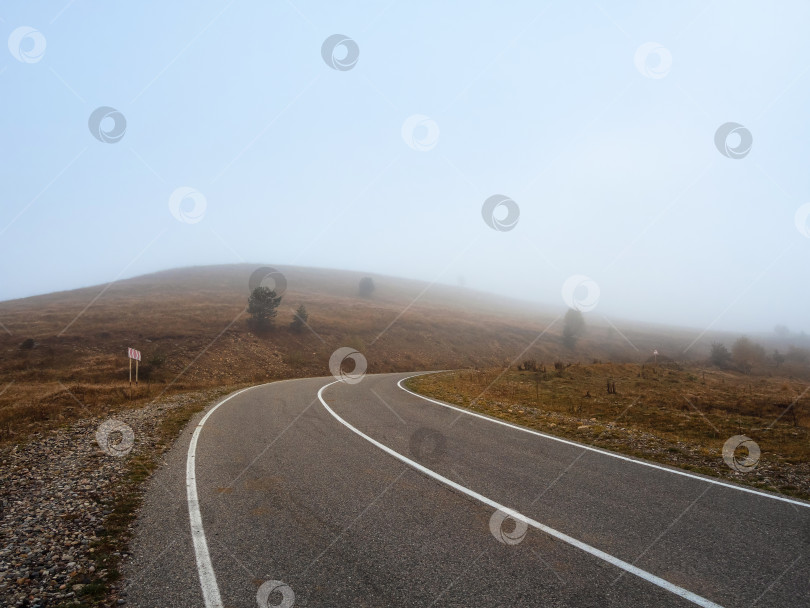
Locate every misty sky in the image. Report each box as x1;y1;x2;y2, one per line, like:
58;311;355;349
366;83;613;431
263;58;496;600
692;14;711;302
2;1;809;334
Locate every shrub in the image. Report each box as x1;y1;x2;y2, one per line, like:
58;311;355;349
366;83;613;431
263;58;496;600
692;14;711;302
146;352;166;368
518;359;539;372
358;277;375;298
731;336;766;373
709;342;731;368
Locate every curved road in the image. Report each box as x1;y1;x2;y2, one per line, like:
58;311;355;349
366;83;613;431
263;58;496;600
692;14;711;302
124;373;809;607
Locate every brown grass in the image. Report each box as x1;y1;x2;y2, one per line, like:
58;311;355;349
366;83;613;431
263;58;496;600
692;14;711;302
2;264;807;447
406;363;810;499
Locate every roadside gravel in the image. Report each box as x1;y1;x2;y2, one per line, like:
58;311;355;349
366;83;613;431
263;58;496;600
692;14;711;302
0;388;230;608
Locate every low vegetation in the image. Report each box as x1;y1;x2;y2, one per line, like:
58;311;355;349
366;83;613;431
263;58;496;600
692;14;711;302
75;386;240;607
406;362;810;499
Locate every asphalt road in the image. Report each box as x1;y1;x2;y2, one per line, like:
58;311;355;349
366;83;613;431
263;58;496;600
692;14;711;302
124;373;810;607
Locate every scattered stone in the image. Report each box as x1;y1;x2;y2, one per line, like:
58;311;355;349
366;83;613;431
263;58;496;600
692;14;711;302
0;388;224;607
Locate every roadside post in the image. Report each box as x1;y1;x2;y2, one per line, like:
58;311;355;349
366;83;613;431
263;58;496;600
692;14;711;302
128;348;141;397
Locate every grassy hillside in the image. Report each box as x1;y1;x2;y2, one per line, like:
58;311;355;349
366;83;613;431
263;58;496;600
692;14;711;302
0;264;803;444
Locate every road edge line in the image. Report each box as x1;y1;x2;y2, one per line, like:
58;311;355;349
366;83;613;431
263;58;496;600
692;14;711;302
186;384;264;608
397;374;810;509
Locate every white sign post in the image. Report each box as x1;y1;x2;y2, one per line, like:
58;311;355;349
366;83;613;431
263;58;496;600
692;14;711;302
128;348;141;387
653;349;658;365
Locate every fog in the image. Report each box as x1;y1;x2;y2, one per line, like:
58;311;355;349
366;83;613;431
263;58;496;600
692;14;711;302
2;1;809;335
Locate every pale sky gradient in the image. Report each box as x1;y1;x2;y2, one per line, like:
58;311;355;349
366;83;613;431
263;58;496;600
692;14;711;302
2;1;809;334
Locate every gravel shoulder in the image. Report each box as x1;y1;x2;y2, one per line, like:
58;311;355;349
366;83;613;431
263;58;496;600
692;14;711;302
0;387;238;608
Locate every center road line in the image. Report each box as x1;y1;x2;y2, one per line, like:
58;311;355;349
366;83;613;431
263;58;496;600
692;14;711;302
396;374;810;509
318;380;725;608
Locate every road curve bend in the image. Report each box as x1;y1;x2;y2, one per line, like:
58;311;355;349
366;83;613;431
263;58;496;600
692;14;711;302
124;373;810;607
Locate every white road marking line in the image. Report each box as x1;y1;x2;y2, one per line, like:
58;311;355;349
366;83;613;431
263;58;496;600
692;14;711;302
186;385;266;608
318;381;725;608
187;378;308;606
397;375;810;509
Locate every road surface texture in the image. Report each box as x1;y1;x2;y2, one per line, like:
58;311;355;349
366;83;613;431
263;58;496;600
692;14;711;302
124;373;809;607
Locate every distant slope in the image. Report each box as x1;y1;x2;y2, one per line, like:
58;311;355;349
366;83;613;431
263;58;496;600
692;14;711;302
0;263;719;382
0;264;756;442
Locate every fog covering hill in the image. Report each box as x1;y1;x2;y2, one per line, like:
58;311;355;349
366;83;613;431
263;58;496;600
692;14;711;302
0;264;732;381
2;264;807;442
0;264;808;434
0;264;799;379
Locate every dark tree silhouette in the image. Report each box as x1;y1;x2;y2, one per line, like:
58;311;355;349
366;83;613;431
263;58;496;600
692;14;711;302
248;286;282;329
358;276;375;298
709;342;732;368
290;304;309;333
562;309;585;348
731;336;766;374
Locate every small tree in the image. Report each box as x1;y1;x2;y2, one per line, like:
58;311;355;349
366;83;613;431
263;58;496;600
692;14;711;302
709;342;731;368
772;349;785;368
290;304;308;333
358;277;375;298
248;286;282;330
731;336;766;373
562;308;585;348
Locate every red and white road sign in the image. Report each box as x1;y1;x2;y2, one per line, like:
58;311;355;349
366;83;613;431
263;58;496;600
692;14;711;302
127;348;141;361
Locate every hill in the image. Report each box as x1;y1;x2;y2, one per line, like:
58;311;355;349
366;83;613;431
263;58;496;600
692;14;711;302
0;264;802;443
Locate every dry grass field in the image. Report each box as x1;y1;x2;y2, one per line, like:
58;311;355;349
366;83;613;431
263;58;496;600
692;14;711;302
1;263;806;457
406;363;810;499
1;264;808;606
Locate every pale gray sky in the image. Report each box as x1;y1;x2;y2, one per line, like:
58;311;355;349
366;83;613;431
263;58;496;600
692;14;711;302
2;1;809;334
